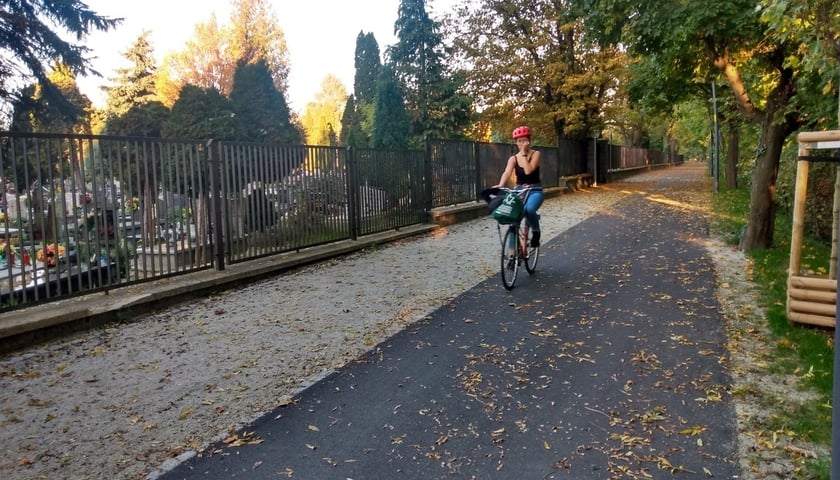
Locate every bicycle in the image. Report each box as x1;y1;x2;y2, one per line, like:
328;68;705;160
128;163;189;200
483;187;541;290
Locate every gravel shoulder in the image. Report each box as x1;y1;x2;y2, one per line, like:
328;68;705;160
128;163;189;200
0;164;802;479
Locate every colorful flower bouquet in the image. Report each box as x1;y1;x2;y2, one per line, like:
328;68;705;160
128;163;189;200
37;244;66;268
0;241;16;264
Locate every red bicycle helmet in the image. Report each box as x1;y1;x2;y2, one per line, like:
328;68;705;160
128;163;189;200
512;126;531;139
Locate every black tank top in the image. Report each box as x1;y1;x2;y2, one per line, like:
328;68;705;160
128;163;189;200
514;152;541;185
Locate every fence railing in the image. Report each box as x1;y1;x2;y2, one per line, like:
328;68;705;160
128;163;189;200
0;131;679;311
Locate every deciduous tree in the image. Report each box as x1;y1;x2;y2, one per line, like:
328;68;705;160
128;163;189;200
9;64;92;134
447;0;625;142
577;0;839;250
157;0;290;106
300;75;347;146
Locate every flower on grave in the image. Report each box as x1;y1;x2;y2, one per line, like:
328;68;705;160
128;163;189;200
36;243;66;267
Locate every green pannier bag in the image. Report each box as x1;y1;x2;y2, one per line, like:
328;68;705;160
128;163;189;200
491;191;523;224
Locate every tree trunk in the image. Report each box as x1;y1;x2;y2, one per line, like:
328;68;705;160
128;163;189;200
725;124;739;189
739;118;787;250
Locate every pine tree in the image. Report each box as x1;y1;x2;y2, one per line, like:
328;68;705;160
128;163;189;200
162;85;241;141
354;32;381;106
103;31;165;136
339;94;366;147
371;65;410;149
9;64;92;134
345;32;382;147
0;0;120;117
388;0;472;142
229;60;301;144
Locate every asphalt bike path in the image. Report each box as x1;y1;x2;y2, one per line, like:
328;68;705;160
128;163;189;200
161;179;739;479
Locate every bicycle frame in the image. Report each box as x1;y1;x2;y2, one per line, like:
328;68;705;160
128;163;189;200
493;187;540;290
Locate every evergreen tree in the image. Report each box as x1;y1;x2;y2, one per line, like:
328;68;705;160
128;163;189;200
339;94;366;147
158;0;292;107
346;32;382;147
0;0;120;117
103;31;164;135
162;85;241;140
371;65;410;149
354;32;381;106
389;0;473;143
9;64;92;134
229;60;301;144
228;0;291;93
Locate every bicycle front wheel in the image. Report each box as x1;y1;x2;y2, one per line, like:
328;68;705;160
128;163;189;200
501;226;519;290
525;229;540;274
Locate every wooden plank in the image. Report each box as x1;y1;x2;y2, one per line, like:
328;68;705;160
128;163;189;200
789;299;836;317
788;287;837;303
788;275;837;291
798;130;840;144
788;310;836;328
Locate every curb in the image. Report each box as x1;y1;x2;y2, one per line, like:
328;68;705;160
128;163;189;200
0;224;437;352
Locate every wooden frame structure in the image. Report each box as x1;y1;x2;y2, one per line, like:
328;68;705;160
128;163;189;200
787;130;840;327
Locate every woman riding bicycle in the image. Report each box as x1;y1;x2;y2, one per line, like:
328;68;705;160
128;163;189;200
493;125;544;247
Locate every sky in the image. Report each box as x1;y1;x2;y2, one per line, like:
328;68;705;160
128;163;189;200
76;0;458;114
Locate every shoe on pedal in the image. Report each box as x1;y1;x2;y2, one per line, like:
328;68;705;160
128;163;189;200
530;231;540;247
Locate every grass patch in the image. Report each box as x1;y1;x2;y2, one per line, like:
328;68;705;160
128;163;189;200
712;186;834;475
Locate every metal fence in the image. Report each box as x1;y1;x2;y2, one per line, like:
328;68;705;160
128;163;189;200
0;131;676;311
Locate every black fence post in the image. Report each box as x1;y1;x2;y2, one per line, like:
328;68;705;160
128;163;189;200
207;139;225;271
424;137;434;218
346;146;359;241
473;141;482;200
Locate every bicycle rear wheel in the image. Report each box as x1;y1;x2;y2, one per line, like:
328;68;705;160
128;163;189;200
501;226;519;290
524;228;540;274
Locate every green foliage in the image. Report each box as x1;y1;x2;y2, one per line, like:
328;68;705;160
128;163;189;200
371;65;411;149
448;0;626;141
300;75;347;146
9;64;92;135
104;32;159;122
390;0;473;142
107;102;169;138
0;0;120;117
672;99;712;160
229;60;301;144
157;0;291;109
346;32;383;147
163;85;242;141
354;32;381;106
340;95;365;147
712;185;833;477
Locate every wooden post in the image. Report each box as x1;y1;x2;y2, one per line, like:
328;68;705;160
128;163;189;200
788;141;809;316
832;167;840;279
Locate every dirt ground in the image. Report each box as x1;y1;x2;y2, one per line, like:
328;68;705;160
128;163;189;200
0;163;822;479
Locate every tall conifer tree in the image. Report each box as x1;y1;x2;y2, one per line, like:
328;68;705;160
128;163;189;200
229;60;301;145
389;0;472;143
371;65;410;149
